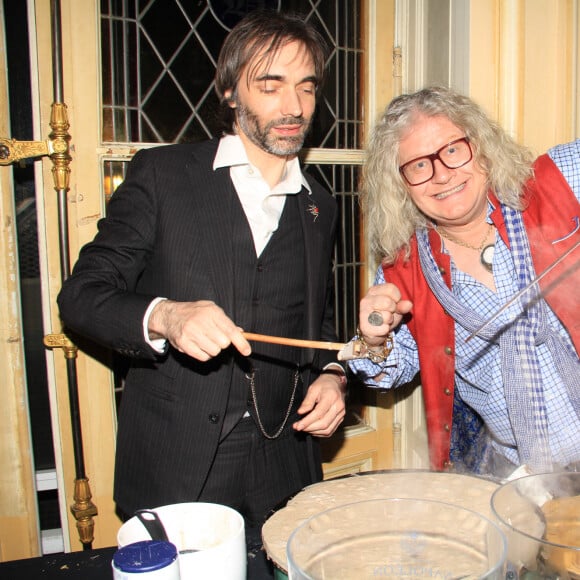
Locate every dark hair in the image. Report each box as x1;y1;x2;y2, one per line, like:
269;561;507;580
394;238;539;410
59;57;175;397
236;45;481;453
215;9;328;134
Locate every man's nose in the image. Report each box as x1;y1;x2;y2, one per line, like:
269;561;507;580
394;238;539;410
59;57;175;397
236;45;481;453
431;158;453;183
281;89;303;117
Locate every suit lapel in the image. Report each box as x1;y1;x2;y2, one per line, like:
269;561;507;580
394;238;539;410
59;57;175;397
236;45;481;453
183;151;236;316
297;186;327;360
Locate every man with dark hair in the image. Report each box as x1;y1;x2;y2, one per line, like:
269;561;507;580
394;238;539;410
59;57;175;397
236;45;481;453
58;10;345;578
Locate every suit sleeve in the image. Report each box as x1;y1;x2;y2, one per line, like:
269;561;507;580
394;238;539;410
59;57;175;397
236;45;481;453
57;148;162;359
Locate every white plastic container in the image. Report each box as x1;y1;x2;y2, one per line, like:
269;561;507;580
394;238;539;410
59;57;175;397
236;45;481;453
117;502;246;580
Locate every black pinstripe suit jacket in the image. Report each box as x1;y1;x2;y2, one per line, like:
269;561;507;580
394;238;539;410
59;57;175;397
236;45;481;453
57;138;339;514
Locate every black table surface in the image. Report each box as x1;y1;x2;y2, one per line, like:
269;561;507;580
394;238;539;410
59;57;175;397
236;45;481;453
0;534;273;579
0;547;117;579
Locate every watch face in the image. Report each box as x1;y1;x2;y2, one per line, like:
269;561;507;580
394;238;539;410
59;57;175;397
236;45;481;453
208;1;282;31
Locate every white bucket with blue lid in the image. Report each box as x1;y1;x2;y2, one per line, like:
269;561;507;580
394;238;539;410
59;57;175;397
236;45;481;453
117;502;246;580
112;540;180;579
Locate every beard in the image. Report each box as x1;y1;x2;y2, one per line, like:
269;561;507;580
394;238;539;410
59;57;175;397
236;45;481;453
236;104;311;156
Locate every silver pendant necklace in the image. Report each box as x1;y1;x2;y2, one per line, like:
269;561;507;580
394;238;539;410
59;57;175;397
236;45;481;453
480;244;495;272
435;222;495;273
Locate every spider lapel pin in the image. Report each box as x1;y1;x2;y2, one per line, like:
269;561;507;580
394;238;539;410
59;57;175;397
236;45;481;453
307;202;319;222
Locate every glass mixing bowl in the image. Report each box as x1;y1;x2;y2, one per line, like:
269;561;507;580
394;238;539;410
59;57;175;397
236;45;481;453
491;471;580;579
286;497;507;579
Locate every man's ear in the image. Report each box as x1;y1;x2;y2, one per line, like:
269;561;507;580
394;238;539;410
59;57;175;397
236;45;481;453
224;89;237;109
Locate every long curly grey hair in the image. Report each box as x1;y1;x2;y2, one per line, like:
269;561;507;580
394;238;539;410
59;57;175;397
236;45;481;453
363;86;535;264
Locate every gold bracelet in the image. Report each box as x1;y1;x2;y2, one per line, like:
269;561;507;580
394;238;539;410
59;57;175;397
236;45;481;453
356;327;394;364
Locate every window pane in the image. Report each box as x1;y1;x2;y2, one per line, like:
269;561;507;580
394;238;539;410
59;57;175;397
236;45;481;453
101;0;362;148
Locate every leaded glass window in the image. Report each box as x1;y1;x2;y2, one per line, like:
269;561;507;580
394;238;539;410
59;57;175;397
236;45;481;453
100;0;364;342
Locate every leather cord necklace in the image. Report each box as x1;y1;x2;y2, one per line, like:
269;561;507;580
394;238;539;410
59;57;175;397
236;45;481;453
434;222;495;272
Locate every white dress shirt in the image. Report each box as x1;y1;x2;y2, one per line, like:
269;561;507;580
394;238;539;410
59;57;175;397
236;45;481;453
213;133;311;256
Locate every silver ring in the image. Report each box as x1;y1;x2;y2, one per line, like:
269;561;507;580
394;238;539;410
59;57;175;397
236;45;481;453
367;311;384;326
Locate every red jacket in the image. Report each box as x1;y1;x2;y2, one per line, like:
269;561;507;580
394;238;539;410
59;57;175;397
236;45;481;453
383;154;580;470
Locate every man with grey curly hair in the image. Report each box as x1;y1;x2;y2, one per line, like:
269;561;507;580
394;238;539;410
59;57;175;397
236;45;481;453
350;86;580;478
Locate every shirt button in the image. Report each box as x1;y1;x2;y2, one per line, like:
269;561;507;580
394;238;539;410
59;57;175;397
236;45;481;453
438;266;446;275
443;423;450;432
208;413;219;424
443;388;452;396
443;460;453;470
444;346;453;355
257;264;263;272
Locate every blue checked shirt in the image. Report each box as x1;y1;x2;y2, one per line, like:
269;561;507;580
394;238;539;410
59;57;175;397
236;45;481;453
350;140;580;470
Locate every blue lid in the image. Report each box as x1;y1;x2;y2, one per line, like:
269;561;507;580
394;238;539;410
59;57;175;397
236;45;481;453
113;540;178;572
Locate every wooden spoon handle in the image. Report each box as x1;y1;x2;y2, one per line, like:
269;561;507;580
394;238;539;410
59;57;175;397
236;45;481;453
242;332;345;351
